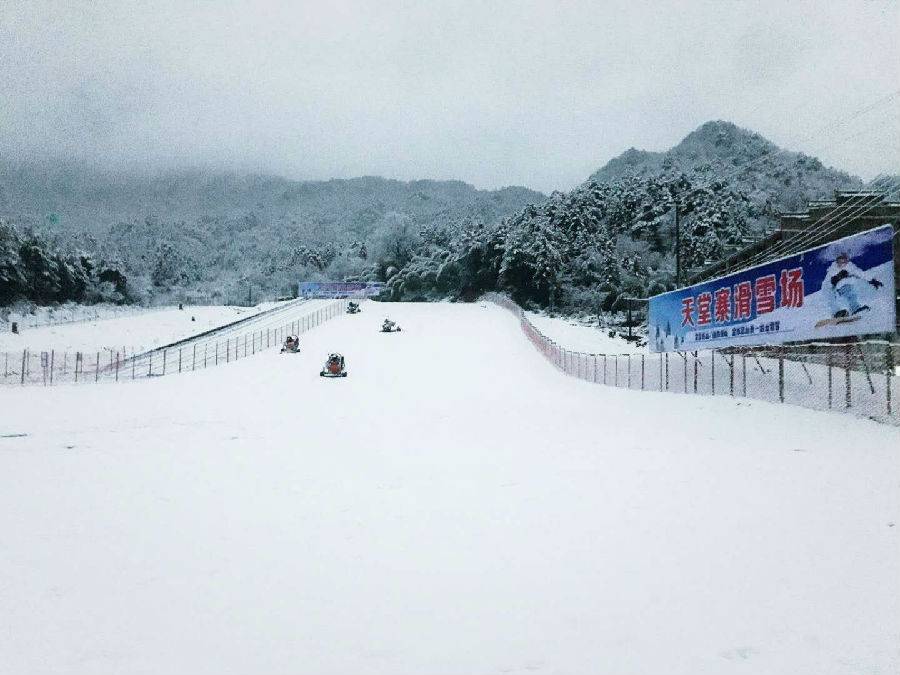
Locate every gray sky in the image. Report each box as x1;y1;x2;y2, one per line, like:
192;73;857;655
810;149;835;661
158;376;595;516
1;0;898;193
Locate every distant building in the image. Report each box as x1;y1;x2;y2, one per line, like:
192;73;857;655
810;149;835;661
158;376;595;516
688;190;900;332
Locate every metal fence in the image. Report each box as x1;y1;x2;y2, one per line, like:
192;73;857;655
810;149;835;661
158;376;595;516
2;299;348;386
485;293;899;425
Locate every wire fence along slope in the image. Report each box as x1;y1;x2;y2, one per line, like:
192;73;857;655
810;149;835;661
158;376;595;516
3;299;348;386
484;293;899;425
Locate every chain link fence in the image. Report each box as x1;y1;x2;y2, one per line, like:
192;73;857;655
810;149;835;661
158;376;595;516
485;293;899;425
2;299;348;387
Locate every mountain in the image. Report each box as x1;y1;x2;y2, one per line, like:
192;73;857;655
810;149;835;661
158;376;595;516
0;163;544;305
382;121;869;312
0;162;544;240
591;120;863;213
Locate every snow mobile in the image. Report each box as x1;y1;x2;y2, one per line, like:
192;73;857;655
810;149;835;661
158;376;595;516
281;335;300;353
320;353;348;377
381;319;401;333
347;301;361;314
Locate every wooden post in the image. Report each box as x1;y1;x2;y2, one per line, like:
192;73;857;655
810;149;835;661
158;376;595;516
215;342;219;365
193;344;197;371
778;353;785;403
96;351;100;381
742;354;747;397
178;348;183;373
20;349;26;385
665;352;669;391
132;352;136;379
75;352;80;383
204;344;208;368
627;354;632;388
50;350;55;385
162;350;168;375
148;352;153;377
115;352;120;381
885;343;893;417
641;354;645;390
845;344;852;409
693;352;698;393
614;355;618;387
226;339;230;363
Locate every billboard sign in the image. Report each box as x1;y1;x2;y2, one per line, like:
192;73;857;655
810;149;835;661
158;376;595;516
298;281;385;299
648;224;895;352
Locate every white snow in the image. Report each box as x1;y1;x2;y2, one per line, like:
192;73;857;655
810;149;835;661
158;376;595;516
526;310;647;354
1;300;897;675
0;301;294;354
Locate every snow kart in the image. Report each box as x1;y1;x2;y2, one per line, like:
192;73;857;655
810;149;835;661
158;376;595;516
320;353;348;377
381;319;401;333
281;335;300;353
347;301;361;314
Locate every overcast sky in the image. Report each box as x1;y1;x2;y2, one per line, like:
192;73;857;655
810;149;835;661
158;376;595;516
1;0;898;193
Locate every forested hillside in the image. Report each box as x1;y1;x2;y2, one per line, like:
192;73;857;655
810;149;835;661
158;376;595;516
383;121;865;314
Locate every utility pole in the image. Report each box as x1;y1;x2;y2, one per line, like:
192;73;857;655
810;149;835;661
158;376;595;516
674;202;681;287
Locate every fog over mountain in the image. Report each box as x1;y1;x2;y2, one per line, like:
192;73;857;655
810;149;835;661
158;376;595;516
2;1;897;193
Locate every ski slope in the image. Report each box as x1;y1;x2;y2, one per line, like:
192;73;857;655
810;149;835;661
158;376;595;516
0;301;293;354
1;301;898;675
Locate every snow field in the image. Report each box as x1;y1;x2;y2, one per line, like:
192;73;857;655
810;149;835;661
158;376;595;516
0;300;295;355
0;301;897;674
525;310;647;355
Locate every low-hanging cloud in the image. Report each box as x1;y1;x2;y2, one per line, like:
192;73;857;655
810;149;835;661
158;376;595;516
1;0;897;193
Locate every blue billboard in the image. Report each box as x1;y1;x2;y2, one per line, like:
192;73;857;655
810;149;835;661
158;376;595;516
648;224;896;352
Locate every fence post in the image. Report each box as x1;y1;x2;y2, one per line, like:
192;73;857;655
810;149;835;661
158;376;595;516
845;344;852;409
659;353;663;392
693;351;698;393
886;343;893;417
684;353;688;393
62;352;67;376
3;352;7;379
115;352;120;381
227;339;230;363
614;355;618;387
216;342;219;365
627;354;632;388
641;354;645;390
178;348;183;373
75;352;80;383
665;352;669;391
742;354;747;397
50;350;55;385
96;351;100;381
778;353;785;403
162;350;168;375
193;344;197;371
729;355;734;397
204;344;208;368
148;352;153;377
20;349;26;385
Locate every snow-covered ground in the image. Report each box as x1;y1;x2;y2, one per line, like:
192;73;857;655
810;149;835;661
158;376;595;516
526;310;647;354
1;301;897;675
0;300;292;354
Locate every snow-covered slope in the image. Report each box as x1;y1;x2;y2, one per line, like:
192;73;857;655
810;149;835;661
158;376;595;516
1;301;897;675
525;310;647;354
0;301;293;354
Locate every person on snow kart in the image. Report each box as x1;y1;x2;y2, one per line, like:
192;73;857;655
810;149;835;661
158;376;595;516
321;353;347;377
347;301;360;314
281;335;300;353
382;318;399;332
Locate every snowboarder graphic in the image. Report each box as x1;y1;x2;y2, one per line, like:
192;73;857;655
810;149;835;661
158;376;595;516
821;251;883;319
